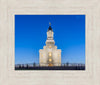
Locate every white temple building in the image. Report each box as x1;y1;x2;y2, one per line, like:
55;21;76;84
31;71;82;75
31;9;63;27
39;23;61;66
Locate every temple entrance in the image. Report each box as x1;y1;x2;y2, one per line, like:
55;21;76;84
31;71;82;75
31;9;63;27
48;63;53;66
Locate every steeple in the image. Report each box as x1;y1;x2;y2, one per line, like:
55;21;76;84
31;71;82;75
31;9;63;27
48;22;53;32
39;22;61;67
46;22;55;45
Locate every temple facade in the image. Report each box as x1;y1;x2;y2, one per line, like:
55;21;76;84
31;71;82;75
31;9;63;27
39;23;61;66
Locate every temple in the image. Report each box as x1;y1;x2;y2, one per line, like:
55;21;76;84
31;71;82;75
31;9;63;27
39;23;61;66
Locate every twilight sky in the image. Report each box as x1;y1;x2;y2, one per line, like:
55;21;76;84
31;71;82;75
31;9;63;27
15;15;85;64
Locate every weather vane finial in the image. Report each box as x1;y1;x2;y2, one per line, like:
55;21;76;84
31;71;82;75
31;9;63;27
49;22;51;26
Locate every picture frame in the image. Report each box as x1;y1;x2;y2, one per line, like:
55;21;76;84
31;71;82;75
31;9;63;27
0;0;100;85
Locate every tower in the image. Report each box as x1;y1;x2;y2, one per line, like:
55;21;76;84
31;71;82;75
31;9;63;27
39;23;61;66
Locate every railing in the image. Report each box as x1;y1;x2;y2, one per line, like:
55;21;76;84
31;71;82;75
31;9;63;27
15;63;85;68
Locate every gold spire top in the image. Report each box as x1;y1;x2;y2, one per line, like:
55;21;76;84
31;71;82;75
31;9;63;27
49;22;51;26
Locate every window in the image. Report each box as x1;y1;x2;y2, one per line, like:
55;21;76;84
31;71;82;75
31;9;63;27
49;59;52;62
49;52;52;57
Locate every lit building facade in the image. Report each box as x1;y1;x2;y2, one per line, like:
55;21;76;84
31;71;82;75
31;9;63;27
39;23;61;66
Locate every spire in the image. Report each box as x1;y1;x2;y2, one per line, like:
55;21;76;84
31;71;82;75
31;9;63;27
48;22;53;32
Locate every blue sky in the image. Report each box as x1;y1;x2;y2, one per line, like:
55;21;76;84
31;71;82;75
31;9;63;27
15;15;85;64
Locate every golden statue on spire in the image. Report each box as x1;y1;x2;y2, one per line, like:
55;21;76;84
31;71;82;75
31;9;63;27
49;22;51;26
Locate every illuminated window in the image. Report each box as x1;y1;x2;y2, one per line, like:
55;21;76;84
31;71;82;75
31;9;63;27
49;59;52;62
49;52;52;57
49;46;52;48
